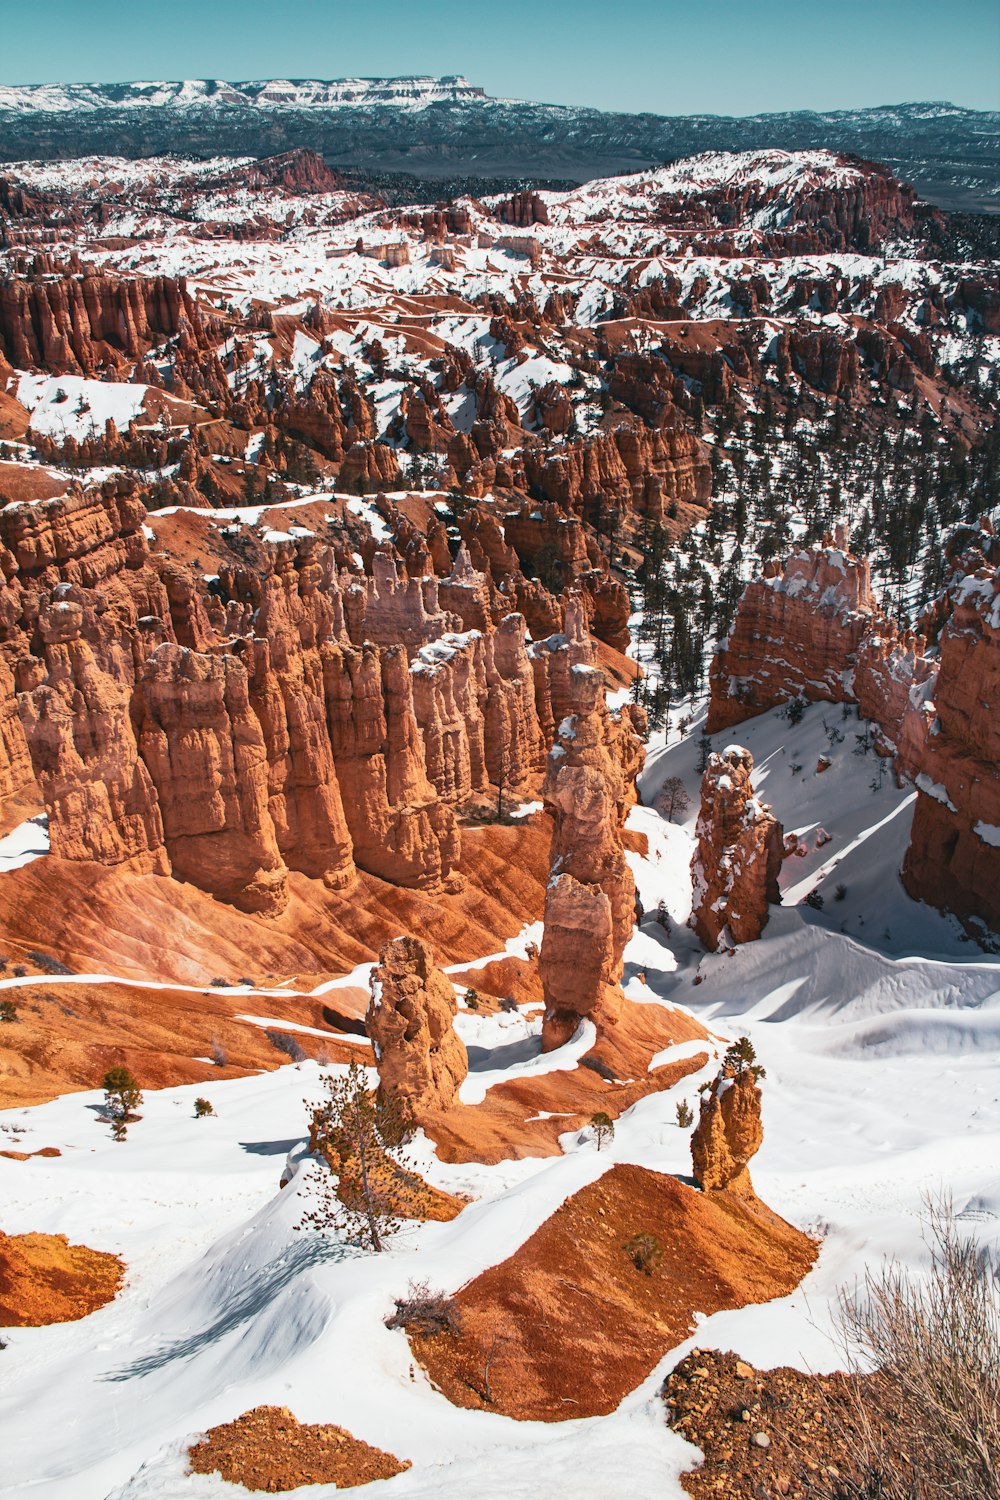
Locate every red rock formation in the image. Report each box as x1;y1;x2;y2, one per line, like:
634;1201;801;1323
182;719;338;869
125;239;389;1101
321;642;461;891
410;631;489;804
17;600;168;873
247;575;356;889
690;746;783;950
0;272;212;374
345;553;460;653
691;1066;764;1194
707;530;878;732
366;935;468;1119
0;652;33;809
538;665;641;1049
899;555;1000;934
136;644;289;915
521;420;711;521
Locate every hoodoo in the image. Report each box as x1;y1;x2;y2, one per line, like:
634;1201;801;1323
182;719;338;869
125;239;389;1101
691;1050;765;1194
690;746;783;950
366;935;468;1120
538;664;645;1049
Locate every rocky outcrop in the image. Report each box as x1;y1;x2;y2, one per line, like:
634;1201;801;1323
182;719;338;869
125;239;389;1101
0;652;33;808
899;550;1000;935
690;746;783;950
538;664;643;1049
366;935;468;1120
247;576;356;890
344;553;460;653
136;644;290;914
691;1066;764;1194
322;642;461;891
707;529;879;732
0;272;212;374
17;600;168;873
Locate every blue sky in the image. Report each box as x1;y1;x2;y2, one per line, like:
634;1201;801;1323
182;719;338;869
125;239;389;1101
2;0;997;114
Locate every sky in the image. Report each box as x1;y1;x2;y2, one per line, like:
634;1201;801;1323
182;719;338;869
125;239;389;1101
0;0;997;115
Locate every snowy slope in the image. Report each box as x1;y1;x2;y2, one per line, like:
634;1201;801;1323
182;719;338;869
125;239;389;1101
2;699;998;1499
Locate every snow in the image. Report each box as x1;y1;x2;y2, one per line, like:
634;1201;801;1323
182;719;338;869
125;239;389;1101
2;697;999;1497
0;814;48;873
17;375;152;441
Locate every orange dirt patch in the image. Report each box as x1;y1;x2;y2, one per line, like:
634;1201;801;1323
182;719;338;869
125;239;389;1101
0;1146;61;1161
0;1229;124;1326
0;390;30;440
188;1405;411;1492
0;460;69;503
0;818;551;1106
424;997;711;1164
411;1164;817;1421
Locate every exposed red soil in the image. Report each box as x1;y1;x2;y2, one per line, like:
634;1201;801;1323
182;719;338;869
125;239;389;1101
662;1348;910;1499
187;1405;411;1491
0;460;70;502
411;1164;817;1421
425;997;711;1164
0;1228;124;1326
0;978;372;1109
0;1146;61;1160
0;819;551;1106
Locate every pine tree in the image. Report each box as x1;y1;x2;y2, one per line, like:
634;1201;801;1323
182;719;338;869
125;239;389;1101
299;1061;422;1252
103;1065;143;1142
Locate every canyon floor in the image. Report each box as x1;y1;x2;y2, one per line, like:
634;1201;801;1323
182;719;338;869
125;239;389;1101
1;701;996;1499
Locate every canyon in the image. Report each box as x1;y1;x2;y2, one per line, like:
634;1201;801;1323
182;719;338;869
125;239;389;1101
0;136;997;1500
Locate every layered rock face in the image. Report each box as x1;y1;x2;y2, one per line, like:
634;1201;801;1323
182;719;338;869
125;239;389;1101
899;551;1000;933
366;935;468;1119
322;642;460;892
538;664;644;1050
247;577;356;890
17;600;168;873
691;1068;764;1194
707;529;877;732
0;653;33;804
137;645;290;914
690;747;783;950
0;272;212;374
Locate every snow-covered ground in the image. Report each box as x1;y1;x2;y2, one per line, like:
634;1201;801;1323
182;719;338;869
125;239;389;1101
2;698;997;1499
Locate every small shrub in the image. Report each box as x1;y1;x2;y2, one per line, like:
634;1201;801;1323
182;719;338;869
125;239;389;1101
267;1029;306;1063
624;1231;663;1276
499;996;518;1014
804;889;825;910
675;1099;694;1128
210;977;229;988
210;1037;228;1067
581;1054;616;1083
835;883;848;902
103;1065;142;1142
832;1199;1000;1500
13;965;27;978
385;1280;463;1338
462;988;480;1010
194;1097;215;1118
723;1036;766;1083
0;998;18;1024
784;699;805;725
590;1111;615;1151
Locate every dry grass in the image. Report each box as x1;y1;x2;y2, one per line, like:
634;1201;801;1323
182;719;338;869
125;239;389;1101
831;1200;1000;1500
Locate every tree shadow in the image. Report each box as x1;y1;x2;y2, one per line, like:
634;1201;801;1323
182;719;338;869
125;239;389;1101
102;1237;344;1382
238;1138;302;1156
